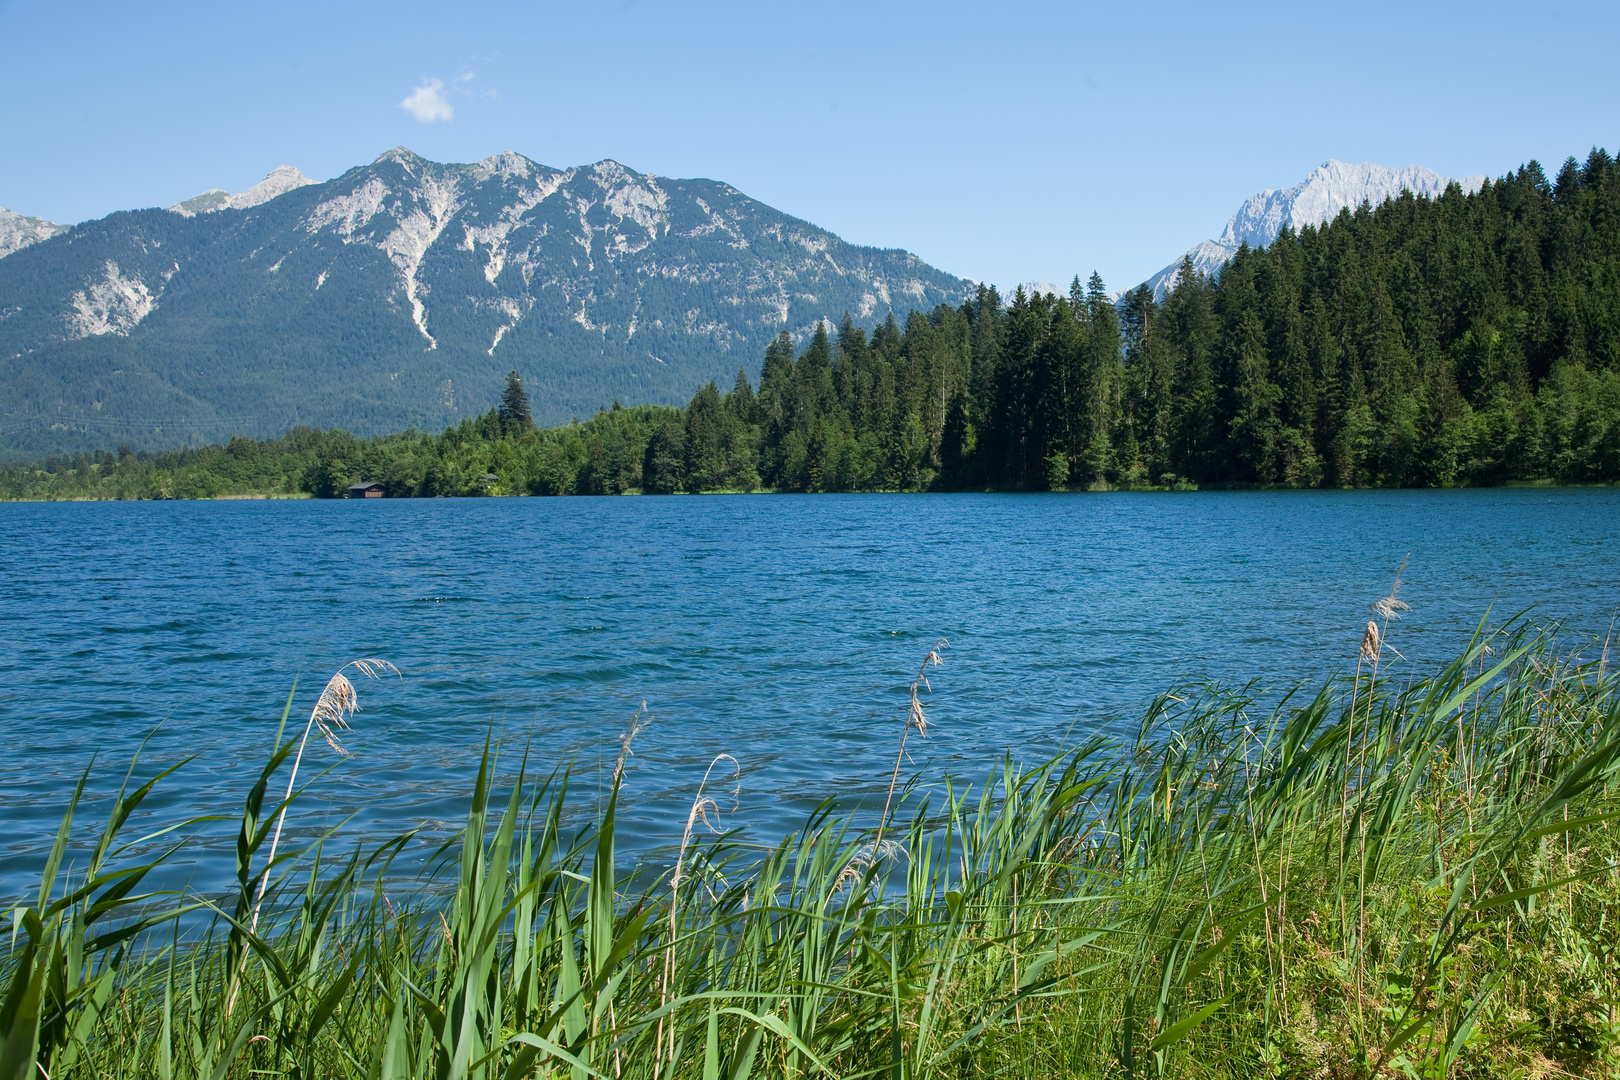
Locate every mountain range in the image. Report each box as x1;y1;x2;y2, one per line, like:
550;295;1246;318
0;149;972;457
0;151;1487;458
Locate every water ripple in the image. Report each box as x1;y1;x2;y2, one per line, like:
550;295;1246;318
1;489;1618;896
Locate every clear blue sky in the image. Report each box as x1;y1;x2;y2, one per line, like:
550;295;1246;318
2;0;1615;292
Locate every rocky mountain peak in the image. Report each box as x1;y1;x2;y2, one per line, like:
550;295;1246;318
0;146;973;455
168;165;317;216
1217;159;1485;249
477;150;534;176
374;146;425;168
0;206;71;259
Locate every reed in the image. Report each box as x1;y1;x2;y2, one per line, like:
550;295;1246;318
4;618;1620;1079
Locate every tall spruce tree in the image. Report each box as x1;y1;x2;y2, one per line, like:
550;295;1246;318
498;371;533;433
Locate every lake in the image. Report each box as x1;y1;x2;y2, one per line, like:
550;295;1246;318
2;488;1617;896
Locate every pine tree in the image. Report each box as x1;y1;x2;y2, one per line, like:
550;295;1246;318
498;371;533;433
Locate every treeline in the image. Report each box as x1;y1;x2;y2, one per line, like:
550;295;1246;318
5;146;1618;499
1110;148;1620;488
704;145;1620;491
0;405;684;500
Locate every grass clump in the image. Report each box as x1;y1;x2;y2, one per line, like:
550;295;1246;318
4;618;1620;1079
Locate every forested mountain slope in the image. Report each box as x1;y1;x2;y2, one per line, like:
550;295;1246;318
0;148;973;459
1109;150;1620;488
13;148;1618;499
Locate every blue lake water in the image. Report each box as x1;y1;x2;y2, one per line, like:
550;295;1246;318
2;489;1618;897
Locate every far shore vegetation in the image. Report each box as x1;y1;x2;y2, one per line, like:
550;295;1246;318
4;610;1620;1078
5;148;1619;500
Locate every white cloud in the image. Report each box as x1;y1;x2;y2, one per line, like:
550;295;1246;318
400;79;454;123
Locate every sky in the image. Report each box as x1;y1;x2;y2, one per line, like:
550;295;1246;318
2;0;1617;292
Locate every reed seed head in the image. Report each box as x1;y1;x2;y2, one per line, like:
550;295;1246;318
1371;595;1411;622
1371;556;1411;623
908;638;948;736
612;703;652;787
671;753;740;889
1359;622;1380;662
310;658;399;756
833;839;905;893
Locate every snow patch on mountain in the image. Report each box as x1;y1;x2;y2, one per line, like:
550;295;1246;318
170;166;316;216
1138;160;1488;300
0;207;70;259
66;261;158;338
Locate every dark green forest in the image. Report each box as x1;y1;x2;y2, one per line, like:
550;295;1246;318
6;148;1618;500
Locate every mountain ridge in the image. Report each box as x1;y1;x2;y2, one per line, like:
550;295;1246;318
0;149;975;458
167;165;318;216
0;206;70;260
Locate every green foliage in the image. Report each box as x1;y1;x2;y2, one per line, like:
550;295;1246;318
4;621;1620;1078
0;404;682;500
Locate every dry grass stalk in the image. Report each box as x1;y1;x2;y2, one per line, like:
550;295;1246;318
874;639;947;854
229;658;397;1015
612;703;651;789
658;752;740;1072
1354;556;1408;1044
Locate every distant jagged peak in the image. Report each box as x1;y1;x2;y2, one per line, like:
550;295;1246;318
234;166;316;209
585;159;647;188
373;146;424;166
477;150;536;176
1217;159;1488;248
169;165;317;216
0;205;71;259
1013;280;1070;301
1137;158;1488;301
